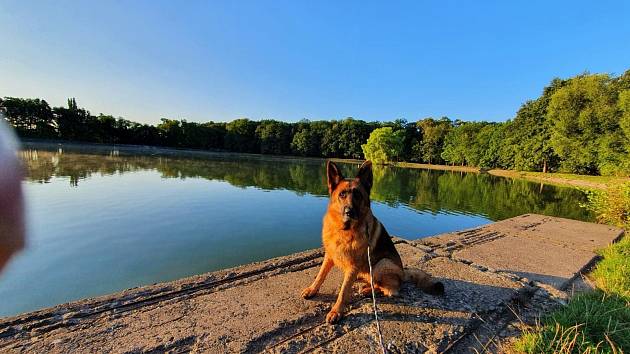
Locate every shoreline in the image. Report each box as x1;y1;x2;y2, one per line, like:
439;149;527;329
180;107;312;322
396;161;627;191
21;139;628;191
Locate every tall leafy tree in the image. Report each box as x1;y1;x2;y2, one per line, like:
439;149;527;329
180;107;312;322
506;79;564;172
0;97;55;138
547;74;621;175
201;122;227;149
224;118;259;153
441;122;486;166
256;120;292;154
291;120;325;156
382;119;420;161
157;119;184;147
473;123;508;168
321;118;374;159
414;117;452;164
361;127;404;164
54;98;99;141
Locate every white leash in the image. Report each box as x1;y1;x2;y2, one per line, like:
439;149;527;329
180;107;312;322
366;225;387;354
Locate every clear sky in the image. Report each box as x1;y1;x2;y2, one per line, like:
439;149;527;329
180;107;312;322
1;1;629;124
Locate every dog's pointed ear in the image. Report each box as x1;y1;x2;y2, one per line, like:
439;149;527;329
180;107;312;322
326;161;344;195
357;160;373;194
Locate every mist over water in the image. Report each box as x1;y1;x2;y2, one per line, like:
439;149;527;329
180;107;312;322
0;144;592;317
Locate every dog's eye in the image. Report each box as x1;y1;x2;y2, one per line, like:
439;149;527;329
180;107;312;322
339;191;347;198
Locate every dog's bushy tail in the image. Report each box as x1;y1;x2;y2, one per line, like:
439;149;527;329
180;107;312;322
403;268;445;295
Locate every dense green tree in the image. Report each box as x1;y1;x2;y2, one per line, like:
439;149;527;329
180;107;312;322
473;123;508;168
607;72;630;175
157;119;184;147
441;122;484;166
95;114;118;143
382;119;420;161
321;118;374;159
547;74;625;175
131;123;162;146
291;120;324;156
256;120;292;154
176;120;225;150
505;79;565;172
54;98;100;141
224;118;259;153
414;117;452;164
0;97;56;138
202;122;227;149
619;90;630;152
361;127;404;164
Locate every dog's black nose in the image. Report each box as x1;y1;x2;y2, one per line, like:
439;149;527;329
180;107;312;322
343;206;354;218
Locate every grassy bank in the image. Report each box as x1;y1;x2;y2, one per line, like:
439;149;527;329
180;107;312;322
514;183;630;353
395;160;629;191
487;170;629;191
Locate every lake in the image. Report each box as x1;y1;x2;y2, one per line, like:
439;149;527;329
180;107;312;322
0;143;592;317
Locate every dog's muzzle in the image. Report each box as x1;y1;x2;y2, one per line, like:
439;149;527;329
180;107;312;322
342;206;356;222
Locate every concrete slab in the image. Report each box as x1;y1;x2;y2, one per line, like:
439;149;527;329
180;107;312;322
417;214;622;253
454;234;593;289
416;214;624;290
315;255;525;353
1;252;331;352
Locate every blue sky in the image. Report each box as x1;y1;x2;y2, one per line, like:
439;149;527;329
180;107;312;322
1;1;629;124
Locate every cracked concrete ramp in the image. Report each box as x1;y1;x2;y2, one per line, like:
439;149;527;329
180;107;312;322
418;214;624;290
0;214;623;353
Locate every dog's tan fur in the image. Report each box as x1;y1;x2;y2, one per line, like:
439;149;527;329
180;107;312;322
302;160;444;323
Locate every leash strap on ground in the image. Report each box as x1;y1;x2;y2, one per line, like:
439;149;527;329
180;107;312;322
366;223;387;354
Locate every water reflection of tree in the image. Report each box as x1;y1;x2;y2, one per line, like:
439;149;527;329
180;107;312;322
20;148;592;222
20;150;158;187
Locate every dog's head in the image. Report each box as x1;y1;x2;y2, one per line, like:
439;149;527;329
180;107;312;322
326;160;373;229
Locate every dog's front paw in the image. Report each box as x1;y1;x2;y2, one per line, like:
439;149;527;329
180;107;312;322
326;309;342;324
301;286;317;299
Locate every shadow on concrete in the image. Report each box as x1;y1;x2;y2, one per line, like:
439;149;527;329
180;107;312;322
247;276;528;352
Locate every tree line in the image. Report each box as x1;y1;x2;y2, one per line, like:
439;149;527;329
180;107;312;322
2;70;629;176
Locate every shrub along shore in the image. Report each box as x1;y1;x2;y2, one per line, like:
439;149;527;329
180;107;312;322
395;161;629;191
3;70;630;177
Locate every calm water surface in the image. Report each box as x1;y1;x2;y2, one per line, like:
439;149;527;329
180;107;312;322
0;144;592;316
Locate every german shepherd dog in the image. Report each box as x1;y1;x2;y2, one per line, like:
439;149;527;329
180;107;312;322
302;160;444;324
